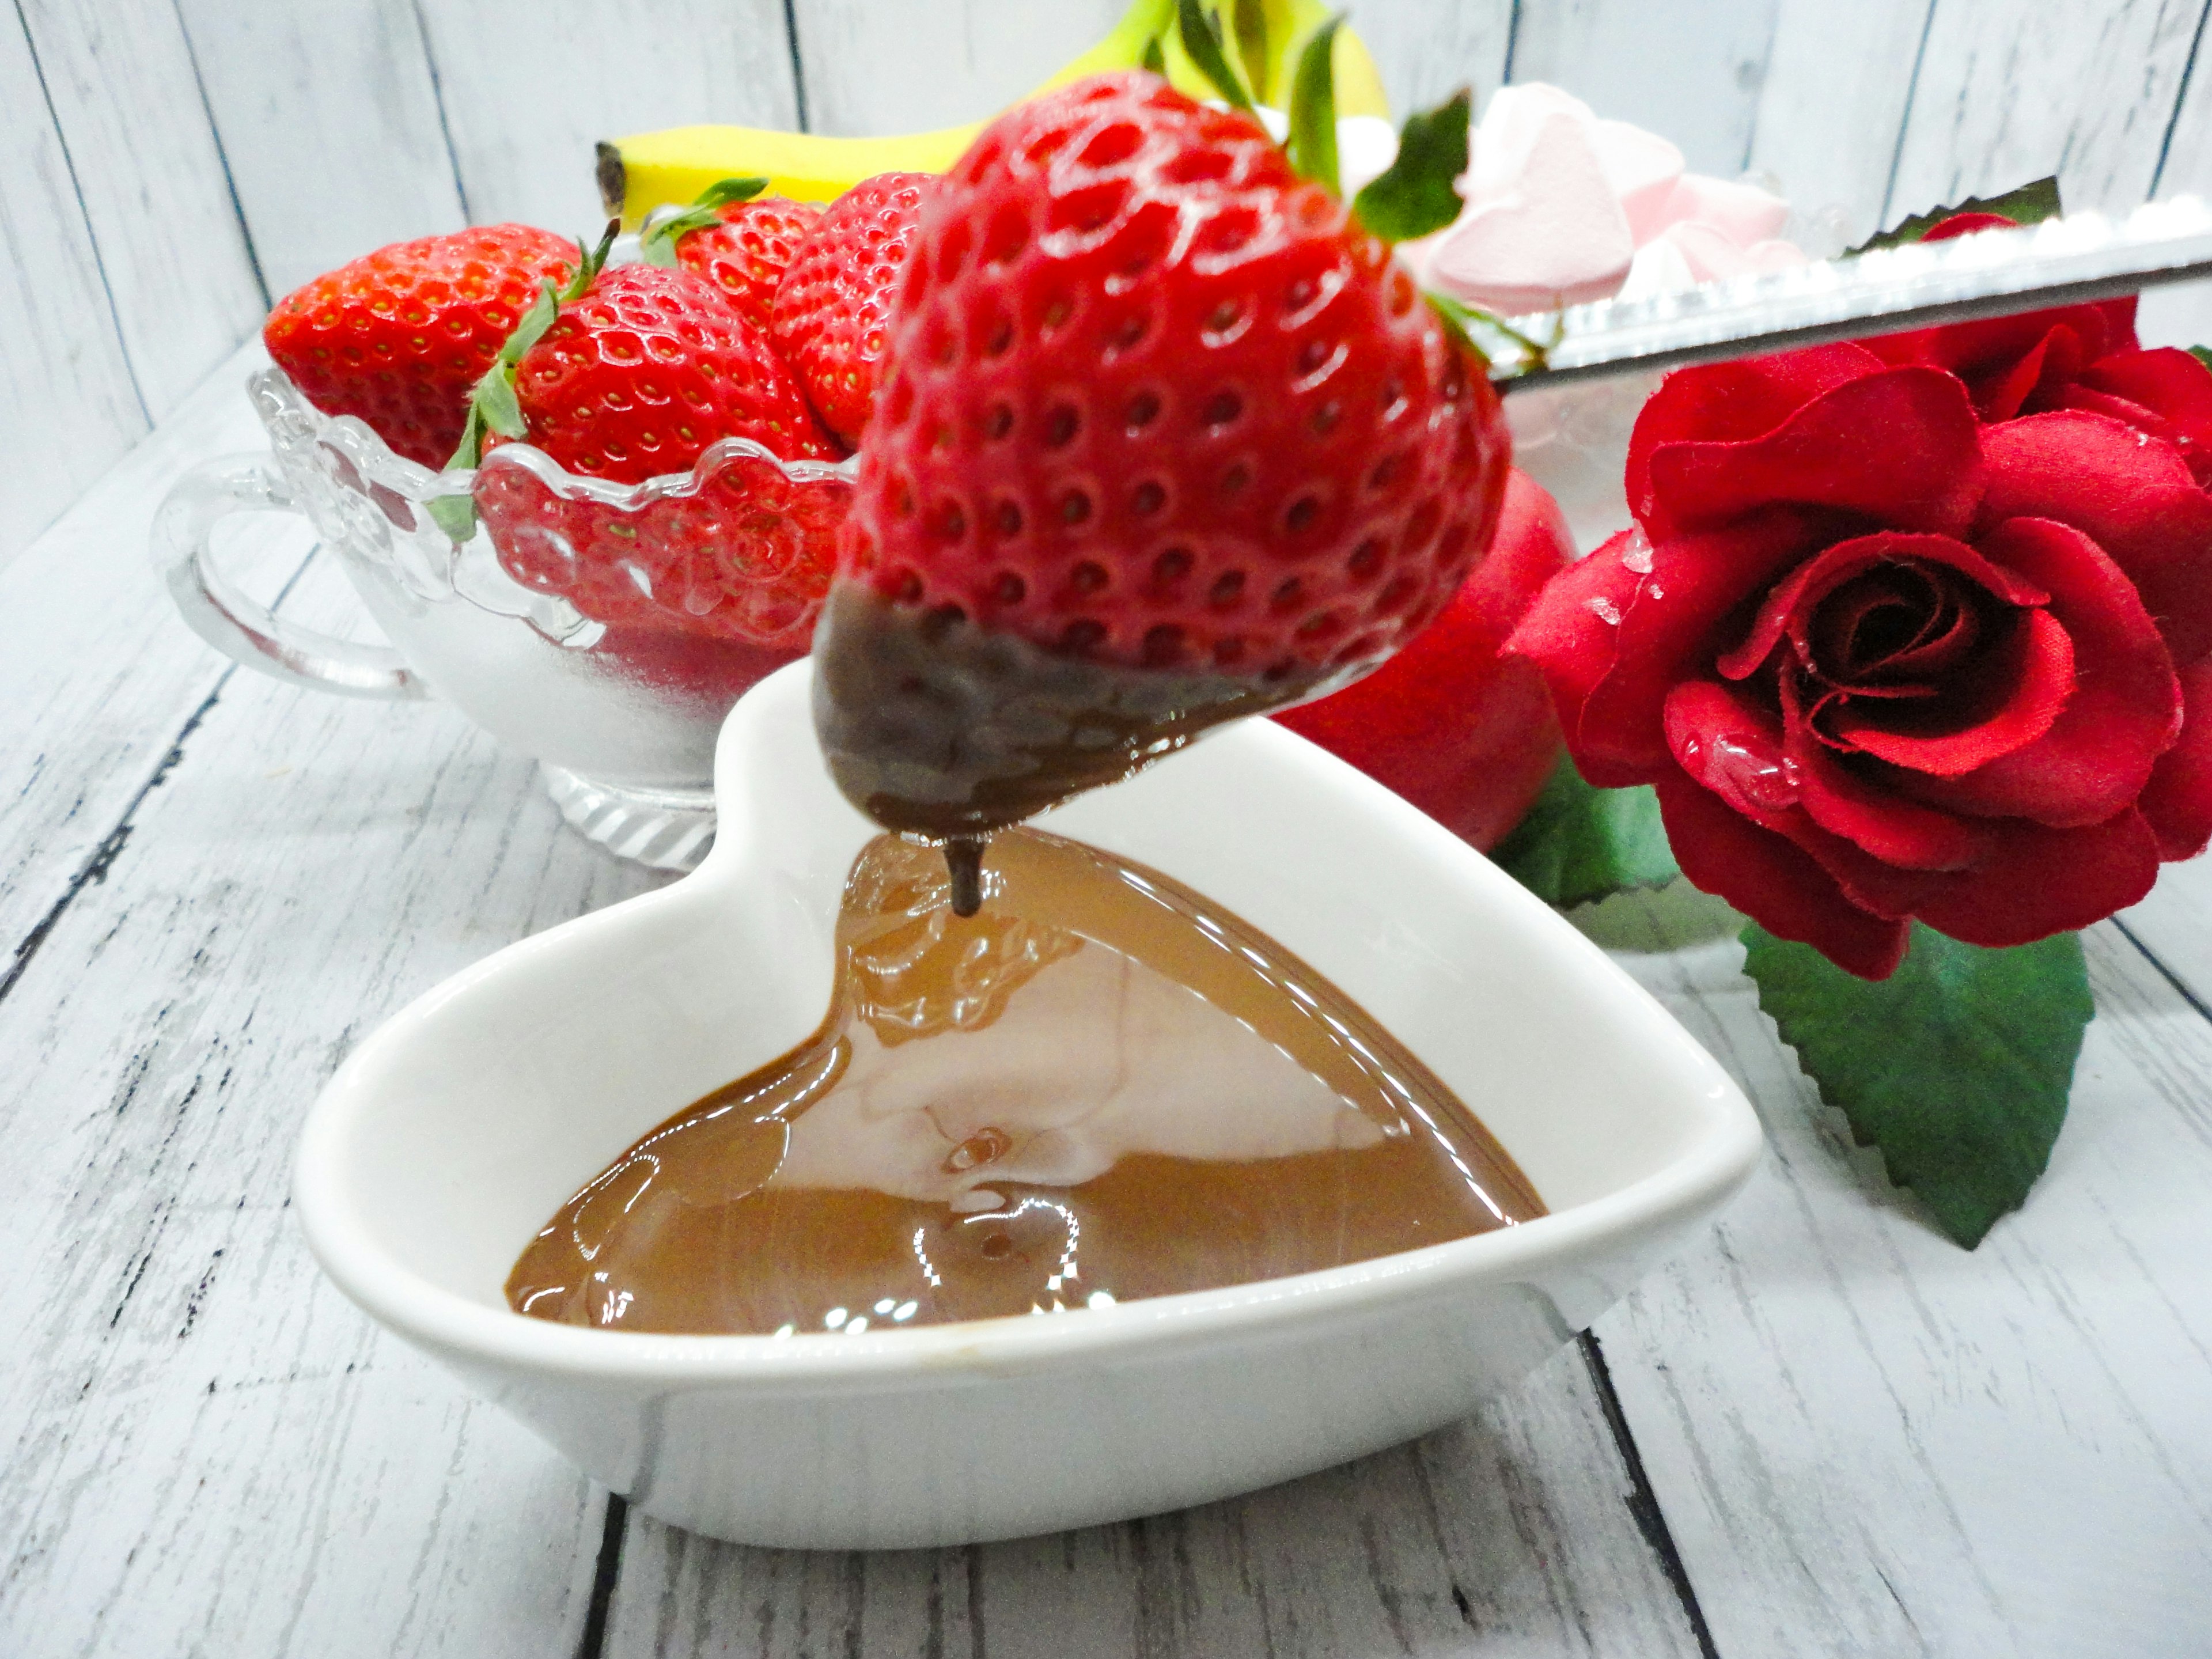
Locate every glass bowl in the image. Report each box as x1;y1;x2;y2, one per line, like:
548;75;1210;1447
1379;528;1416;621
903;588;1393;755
153;366;855;869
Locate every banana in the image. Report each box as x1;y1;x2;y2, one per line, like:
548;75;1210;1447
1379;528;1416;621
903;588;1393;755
599;0;1391;226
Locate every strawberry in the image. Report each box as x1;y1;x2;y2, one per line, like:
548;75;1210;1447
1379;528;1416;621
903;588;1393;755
1275;468;1570;851
812;65;1508;885
264;224;577;469
673;196;824;334
769;172;933;446
470;252;848;653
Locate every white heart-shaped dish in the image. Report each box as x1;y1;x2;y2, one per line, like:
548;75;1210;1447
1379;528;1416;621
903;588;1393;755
296;660;1760;1548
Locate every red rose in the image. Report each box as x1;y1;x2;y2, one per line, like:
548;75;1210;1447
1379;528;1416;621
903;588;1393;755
1508;341;2212;978
1863;213;2212;484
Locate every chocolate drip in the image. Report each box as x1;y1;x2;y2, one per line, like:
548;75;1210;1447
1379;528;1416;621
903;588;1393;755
944;836;986;917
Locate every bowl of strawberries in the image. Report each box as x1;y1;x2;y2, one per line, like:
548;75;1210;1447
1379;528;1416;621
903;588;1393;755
154;179;923;869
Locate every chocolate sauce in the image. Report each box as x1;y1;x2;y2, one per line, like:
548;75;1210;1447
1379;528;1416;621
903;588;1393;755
810;584;1338;867
507;828;1542;1335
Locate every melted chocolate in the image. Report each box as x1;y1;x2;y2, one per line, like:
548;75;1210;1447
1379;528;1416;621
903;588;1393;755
507;828;1541;1335
810;583;1336;859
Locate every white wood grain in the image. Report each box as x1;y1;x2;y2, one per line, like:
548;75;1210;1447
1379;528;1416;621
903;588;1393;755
0;547;668;1656
1888;0;2207;224
1506;0;1782;177
1748;0;1933;245
177;0;467;301
791;0;1124;137
2118;854;2212;1011
15;0;265;419
1355;0;1513;121
1576;890;2212;1657
420;0;800;234
0;342;317;962
0;15;151;566
604;1342;1707;1658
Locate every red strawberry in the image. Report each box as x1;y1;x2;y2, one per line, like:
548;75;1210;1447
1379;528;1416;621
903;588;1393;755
499;262;839;481
675;196;823;333
813;73;1510;867
1275;469;1569;850
264;224;577;468
770;172;932;446
474;260;847;653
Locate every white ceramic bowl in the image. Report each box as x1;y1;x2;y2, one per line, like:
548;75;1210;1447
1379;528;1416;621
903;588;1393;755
296;661;1761;1549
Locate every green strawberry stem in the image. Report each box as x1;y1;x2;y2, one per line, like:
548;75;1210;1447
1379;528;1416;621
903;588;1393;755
640;176;771;269
1285;14;1344;194
431;218;619;540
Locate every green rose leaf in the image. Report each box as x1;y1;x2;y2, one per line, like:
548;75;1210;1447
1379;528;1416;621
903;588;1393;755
1492;760;1680;908
1351;87;1471;243
1849;175;2062;256
1743;921;2090;1248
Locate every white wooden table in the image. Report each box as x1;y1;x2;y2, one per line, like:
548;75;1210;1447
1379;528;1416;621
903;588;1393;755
5;340;2210;1657
9;3;2212;1654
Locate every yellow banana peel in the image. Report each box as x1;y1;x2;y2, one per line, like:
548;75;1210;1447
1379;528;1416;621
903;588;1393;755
599;0;1392;227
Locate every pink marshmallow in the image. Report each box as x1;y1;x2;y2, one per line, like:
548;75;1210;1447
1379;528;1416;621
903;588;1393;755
1662;173;1791;247
1589;119;1685;246
1424;110;1633;313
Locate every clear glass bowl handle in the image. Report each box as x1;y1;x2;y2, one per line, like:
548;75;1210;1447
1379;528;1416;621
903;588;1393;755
152;452;428;700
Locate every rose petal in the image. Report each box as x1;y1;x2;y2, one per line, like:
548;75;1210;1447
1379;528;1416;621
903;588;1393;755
1714;530;2046;683
1646;367;1985;540
1977;410;2212;666
1653;774;1910;979
1624;344;1885;526
1779;676;1997;870
1912;809;2161;948
1663;680;1943;918
2075;347;2212;488
1503;528;1644;784
1569;509;1819;782
2139;657;2212;859
1828;608;2075;775
1885;517;2179;825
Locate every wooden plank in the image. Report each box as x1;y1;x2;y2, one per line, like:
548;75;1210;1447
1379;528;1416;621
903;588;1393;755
0;550;668;1658
1574;889;2212;1656
0;342;310;976
176;0;467;301
790;0;1123;138
418;0;799;234
16;0;264;419
1506;0;1782;177
1887;0;2207;224
2118;854;2212;1012
1747;0;1933;245
1354;0;1513;120
0;14;150;566
604;1341;1707;1657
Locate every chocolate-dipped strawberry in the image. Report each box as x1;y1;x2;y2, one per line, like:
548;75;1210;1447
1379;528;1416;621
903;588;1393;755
813;43;1509;911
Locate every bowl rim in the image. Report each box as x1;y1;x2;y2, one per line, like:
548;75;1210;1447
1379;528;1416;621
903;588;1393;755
251;362;861;510
295;666;1763;1387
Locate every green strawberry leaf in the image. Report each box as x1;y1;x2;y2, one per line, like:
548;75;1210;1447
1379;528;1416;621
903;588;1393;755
1175;0;1254;112
2191;345;2212;373
1491;760;1680;908
425;492;478;542
475;366;527;440
1142;33;1166;74
1743;921;2090;1247
1849;175;2062;256
1427;291;1557;376
1285;14;1343;193
641;176;771;267
499;281;562;367
1351;87;1470;243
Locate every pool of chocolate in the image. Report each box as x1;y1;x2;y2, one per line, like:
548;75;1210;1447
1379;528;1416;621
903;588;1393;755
507;828;1541;1335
